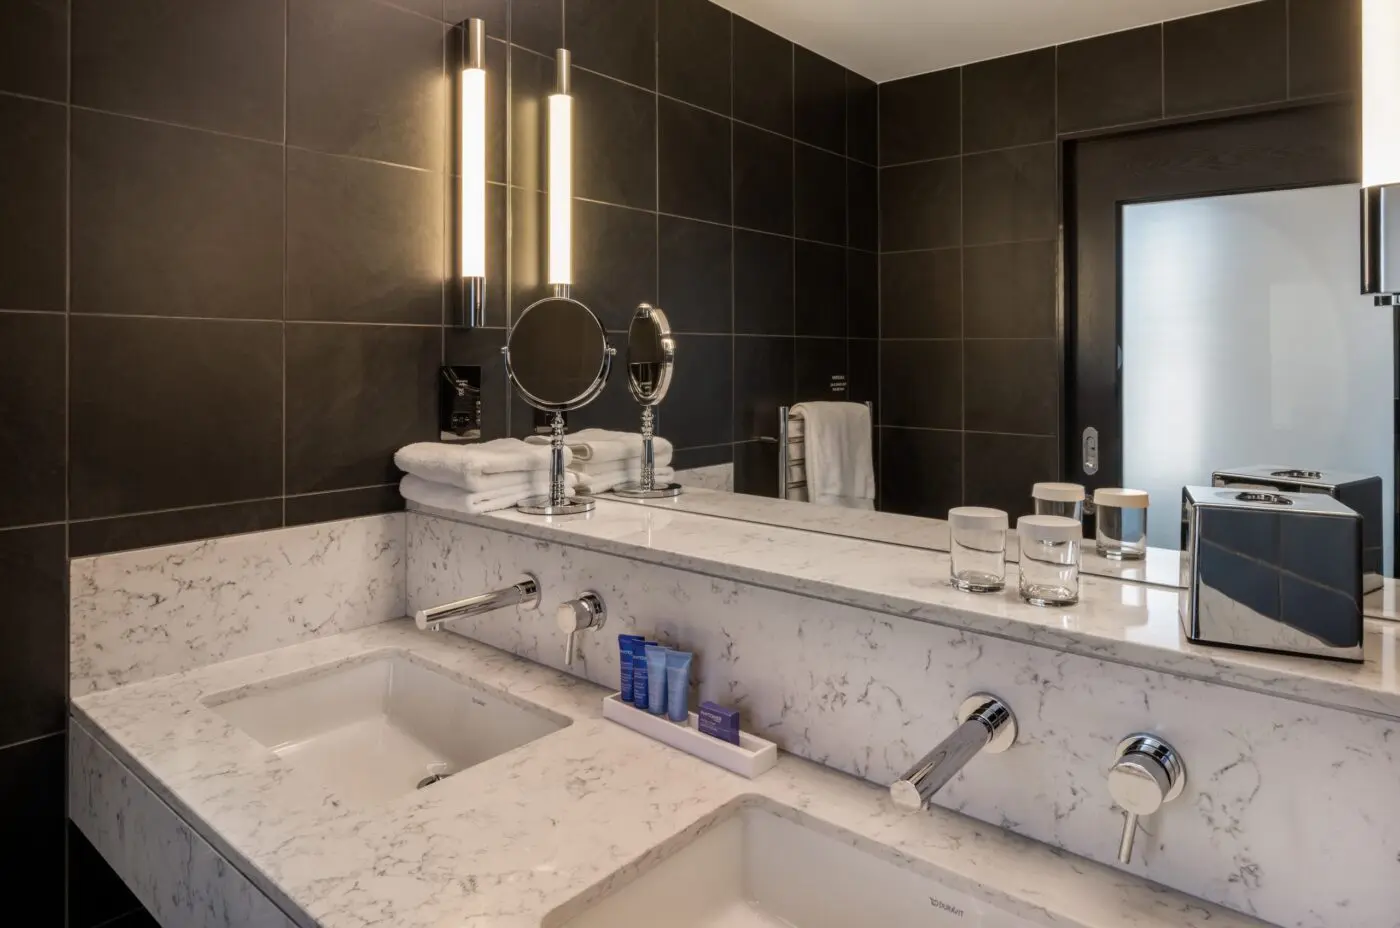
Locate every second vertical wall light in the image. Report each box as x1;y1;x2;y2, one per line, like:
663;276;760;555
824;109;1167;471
549;50;574;298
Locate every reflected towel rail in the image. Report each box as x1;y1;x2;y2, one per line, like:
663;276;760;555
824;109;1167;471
771;402;872;501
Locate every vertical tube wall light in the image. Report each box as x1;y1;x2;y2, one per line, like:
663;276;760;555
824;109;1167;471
459;18;487;326
1362;0;1400;304
548;50;573;298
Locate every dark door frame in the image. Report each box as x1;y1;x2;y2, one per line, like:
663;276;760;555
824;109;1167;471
1060;99;1361;506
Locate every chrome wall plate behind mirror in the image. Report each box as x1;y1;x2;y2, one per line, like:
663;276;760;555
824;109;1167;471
503;295;615;515
613;303;683;499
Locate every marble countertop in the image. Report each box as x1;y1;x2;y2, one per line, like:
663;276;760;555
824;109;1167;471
604;489;1400;609
74;621;1269;928
409;500;1400;722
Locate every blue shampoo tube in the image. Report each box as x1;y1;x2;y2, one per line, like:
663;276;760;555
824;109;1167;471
631;650;649;706
617;635;644;702
645;645;670;715
665;651;692;723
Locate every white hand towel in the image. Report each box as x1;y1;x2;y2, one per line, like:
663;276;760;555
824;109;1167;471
394;439;567;492
790;402;874;508
399;473;577;515
574;465;676;495
527;429;674;465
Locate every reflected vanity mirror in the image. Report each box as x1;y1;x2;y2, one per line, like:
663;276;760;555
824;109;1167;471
504;296;614;516
613;304;683;499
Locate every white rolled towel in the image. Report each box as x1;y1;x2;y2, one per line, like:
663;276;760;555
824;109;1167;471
399;473;577;515
574;465;676;495
395;439;567;492
527;429;673;465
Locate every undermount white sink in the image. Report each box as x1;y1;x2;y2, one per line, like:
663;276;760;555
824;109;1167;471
205;652;569;805
550;803;1040;928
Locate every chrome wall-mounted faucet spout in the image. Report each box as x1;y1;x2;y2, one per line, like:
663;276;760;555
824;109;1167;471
414;574;541;631
890;694;1017;811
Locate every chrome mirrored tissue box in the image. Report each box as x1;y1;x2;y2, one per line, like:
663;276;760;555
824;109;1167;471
1180;486;1364;663
1212;466;1383;594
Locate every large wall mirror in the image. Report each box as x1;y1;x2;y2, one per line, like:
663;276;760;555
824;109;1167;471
518;3;1392;596
645;96;1394;596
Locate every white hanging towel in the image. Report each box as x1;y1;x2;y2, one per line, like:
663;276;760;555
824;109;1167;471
790;402;875;509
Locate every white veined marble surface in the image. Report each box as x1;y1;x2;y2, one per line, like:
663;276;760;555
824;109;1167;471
598;488;1400;609
72;621;1272;928
406;512;1400;927
70;721;300;928
71;514;406;695
408;501;1400;722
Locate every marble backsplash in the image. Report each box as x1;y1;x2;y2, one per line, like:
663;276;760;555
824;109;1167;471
408;511;1400;928
673;462;733;492
72;514;406;695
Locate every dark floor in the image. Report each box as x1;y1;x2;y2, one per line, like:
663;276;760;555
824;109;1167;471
69;823;154;928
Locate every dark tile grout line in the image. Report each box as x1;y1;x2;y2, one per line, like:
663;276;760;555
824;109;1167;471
62;5;74;916
88;905;147;928
281;0;290;530
0;729;66;754
0;485;406;545
60;7;74;918
958;65;967;505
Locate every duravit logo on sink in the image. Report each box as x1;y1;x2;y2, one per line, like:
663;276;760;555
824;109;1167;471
930;896;966;919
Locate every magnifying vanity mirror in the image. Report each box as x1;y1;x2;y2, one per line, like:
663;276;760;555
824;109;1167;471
613;304;683;500
503;296;615;516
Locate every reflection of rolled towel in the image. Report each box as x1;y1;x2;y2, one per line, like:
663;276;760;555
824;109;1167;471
575;466;676;495
395;439;564;491
399;473;577;515
527;429;673;465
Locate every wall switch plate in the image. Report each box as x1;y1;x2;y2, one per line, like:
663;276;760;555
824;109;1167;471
440;366;482;440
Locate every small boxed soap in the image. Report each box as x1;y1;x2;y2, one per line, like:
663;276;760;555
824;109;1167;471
697;701;740;745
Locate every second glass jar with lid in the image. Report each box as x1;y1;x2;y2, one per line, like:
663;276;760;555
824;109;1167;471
1017;515;1082;606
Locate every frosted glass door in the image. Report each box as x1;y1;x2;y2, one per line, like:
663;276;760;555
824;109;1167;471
1121;184;1393;562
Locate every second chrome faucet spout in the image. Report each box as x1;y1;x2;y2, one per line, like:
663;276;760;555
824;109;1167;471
414;575;541;631
890;694;1017;811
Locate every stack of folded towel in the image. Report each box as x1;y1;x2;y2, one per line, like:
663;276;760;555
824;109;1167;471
394;439;577;515
528;429;676;494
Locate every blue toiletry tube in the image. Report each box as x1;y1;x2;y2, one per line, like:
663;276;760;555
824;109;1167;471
645;645;670;715
631;651;649;705
618;635;644;702
665;651;693;723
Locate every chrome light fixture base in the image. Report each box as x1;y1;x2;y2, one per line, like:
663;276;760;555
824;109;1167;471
1361;183;1400;305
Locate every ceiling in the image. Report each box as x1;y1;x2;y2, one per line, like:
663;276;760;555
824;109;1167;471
710;0;1257;83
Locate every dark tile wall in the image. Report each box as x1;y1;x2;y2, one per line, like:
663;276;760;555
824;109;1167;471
875;0;1360;519
0;0;864;919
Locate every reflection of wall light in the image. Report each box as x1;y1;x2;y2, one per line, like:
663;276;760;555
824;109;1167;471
460;18;487;326
548;50;573;295
1363;0;1400;187
1362;0;1400;303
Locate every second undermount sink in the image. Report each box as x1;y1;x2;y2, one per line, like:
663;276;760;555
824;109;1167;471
205;651;569;805
549;802;1042;928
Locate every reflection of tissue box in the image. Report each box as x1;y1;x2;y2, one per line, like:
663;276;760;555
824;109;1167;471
1180;486;1364;663
1213;466;1383;593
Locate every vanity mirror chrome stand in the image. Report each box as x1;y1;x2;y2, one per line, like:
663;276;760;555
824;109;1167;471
503;296;615;516
613;304;683;499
